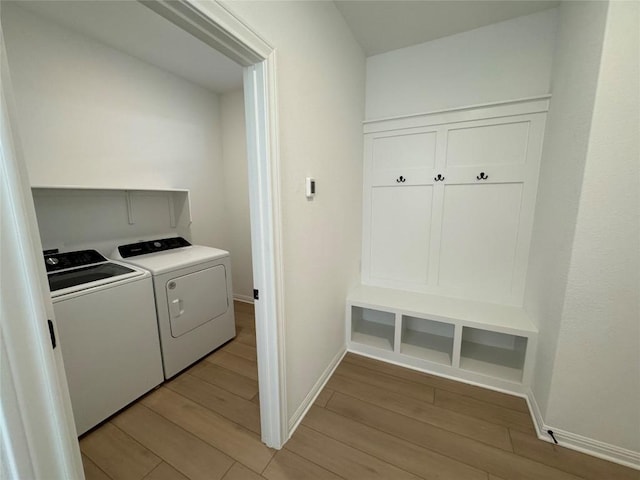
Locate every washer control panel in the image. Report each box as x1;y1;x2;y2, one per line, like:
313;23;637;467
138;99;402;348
44;250;107;273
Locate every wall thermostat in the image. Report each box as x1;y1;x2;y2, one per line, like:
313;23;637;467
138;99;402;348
305;177;316;198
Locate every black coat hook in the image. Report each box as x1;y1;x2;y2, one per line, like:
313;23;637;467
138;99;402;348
476;172;488;180
434;174;445;182
396;176;406;183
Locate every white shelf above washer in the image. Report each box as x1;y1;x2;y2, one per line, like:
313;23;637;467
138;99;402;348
31;186;192;255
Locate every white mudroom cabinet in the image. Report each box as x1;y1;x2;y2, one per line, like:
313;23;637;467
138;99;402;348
350;97;549;393
362;97;549;306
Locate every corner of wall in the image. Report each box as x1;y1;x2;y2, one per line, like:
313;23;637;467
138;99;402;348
522;0;609;420
525;0;640;466
525;387;640;469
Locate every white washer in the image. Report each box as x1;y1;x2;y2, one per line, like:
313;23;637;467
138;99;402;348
46;249;164;435
113;237;236;379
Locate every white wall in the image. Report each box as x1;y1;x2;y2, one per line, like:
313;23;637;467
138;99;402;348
221;89;253;302
543;0;639;453
362;0;639;460
366;8;557;120
524;0;609;418
2;4;228;251
365;8;557;119
221;1;366;424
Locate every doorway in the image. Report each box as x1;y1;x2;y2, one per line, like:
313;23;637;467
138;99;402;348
0;1;284;476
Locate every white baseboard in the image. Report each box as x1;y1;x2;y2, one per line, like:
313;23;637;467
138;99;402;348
525;387;546;438
233;294;254;304
287;347;347;436
525;388;640;470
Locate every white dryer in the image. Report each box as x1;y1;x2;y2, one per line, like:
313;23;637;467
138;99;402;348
113;237;235;379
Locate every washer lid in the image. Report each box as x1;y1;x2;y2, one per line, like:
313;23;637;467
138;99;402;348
48;263;137;292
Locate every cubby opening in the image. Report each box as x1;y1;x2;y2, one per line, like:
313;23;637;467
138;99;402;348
459;327;527;382
400;315;454;365
351;306;395;351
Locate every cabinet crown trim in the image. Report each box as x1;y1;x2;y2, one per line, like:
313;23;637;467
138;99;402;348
31;185;190;193
363;95;551;134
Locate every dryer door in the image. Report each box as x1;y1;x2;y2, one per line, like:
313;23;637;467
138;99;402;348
165;265;229;338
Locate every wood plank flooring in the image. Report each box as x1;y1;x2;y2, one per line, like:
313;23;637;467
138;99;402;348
82;301;638;480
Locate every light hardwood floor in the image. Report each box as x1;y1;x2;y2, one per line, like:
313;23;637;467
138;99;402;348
81;301;638;480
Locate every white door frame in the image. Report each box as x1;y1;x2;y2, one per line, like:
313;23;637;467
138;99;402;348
1;2;286;477
1;34;84;478
141;0;287;448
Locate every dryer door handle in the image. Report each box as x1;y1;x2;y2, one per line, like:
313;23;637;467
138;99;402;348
170;298;184;318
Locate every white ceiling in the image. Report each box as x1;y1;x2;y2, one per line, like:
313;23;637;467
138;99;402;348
12;0;244;94
334;0;560;56
11;1;560;93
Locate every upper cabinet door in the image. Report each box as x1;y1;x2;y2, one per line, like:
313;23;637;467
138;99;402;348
446;119;530;167
442;115;540;185
368;128;441;186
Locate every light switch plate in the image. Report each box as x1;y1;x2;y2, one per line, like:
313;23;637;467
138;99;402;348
305;177;316;198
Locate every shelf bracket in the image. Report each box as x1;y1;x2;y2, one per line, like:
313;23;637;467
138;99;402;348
125;190;135;225
451;324;463;368
168;194;177;228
